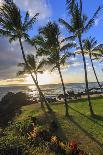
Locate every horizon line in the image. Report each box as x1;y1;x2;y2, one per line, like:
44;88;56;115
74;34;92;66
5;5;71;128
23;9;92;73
0;81;102;87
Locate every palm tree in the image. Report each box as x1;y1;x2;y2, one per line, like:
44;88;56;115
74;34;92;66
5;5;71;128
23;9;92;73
0;2;52;112
59;0;101;116
82;37;103;91
17;54;46;108
35;22;75;116
93;44;103;63
17;54;44;83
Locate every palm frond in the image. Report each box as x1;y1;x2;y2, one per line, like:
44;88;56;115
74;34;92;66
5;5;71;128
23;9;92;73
37;48;49;57
60;54;68;65
84;6;101;32
23;13;39;32
9;34;18;43
51;65;57;72
23;11;29;27
80;0;83;15
0;2;38;42
60;42;76;51
66;0;75;14
17;70;26;76
75;49;88;55
37;71;43;74
32;35;45;46
61;36;75;43
59;18;74;33
26;54;36;69
93;44;103;54
36;59;46;71
0;29;11;37
17;62;26;67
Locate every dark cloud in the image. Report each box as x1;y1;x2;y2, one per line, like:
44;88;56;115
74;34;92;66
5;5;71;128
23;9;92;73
0;37;35;80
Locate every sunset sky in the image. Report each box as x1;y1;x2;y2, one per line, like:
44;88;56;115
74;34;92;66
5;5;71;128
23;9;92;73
0;0;103;86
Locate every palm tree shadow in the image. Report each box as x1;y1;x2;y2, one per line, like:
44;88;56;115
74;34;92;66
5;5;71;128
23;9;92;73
45;111;68;141
93;114;103;121
66;116;103;150
69;106;103;128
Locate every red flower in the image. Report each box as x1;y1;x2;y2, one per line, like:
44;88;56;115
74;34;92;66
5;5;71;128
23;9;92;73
69;140;77;150
78;150;84;155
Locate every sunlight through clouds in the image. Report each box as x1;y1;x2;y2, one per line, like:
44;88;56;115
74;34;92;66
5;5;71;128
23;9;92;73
25;71;60;85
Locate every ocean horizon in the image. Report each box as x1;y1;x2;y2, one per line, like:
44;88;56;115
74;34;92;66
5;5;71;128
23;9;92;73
0;82;102;101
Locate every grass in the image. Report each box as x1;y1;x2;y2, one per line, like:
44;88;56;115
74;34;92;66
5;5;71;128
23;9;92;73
16;97;103;154
0;97;103;154
51;98;103;154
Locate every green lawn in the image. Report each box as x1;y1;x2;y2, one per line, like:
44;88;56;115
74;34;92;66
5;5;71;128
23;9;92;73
16;97;103;154
1;97;103;154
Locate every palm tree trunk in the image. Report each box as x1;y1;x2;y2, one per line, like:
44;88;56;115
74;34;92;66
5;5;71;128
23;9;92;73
89;53;102;92
18;37;52;112
78;35;94;116
35;74;38;84
35;75;44;109
58;66;69;116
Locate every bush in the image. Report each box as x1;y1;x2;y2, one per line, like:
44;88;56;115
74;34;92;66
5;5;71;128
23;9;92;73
0;92;29;127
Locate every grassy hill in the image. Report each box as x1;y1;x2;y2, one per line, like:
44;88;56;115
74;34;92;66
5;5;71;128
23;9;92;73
0;97;103;154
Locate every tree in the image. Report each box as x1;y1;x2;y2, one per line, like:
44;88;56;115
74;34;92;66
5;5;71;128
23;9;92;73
82;37;103;91
17;54;46;108
17;54;44;83
0;2;52;112
92;44;103;63
35;22;75;116
59;0;101;116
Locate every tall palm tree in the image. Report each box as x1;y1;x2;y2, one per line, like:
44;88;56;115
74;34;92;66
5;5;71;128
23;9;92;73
0;2;52;112
35;22;75;116
59;0;101;116
82;37;103;91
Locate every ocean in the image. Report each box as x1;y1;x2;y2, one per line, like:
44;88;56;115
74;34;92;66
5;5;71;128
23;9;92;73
0;82;102;101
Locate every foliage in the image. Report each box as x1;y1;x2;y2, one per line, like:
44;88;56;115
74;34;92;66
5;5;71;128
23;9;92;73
59;0;101;37
35;22;75;72
59;0;102;116
0;2;39;42
17;54;45;86
1;98;103;154
0;92;29;127
76;37;103;59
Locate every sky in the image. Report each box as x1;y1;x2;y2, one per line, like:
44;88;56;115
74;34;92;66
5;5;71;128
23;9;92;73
0;0;103;85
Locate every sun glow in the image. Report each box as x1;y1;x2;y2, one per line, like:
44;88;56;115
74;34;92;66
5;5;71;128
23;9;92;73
25;71;54;85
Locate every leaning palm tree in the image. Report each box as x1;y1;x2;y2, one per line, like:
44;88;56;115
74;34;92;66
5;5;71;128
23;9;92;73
93;44;103;62
35;22;75;116
17;54;46;108
83;37;103;91
59;0;101;116
76;37;103;91
18;54;44;84
0;2;52;111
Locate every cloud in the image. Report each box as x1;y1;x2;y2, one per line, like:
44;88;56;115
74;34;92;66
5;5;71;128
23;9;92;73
14;0;52;22
0;0;3;6
0;37;35;80
95;17;103;26
71;61;83;67
0;77;25;86
0;0;52;23
70;57;77;61
0;0;52;82
87;66;92;72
